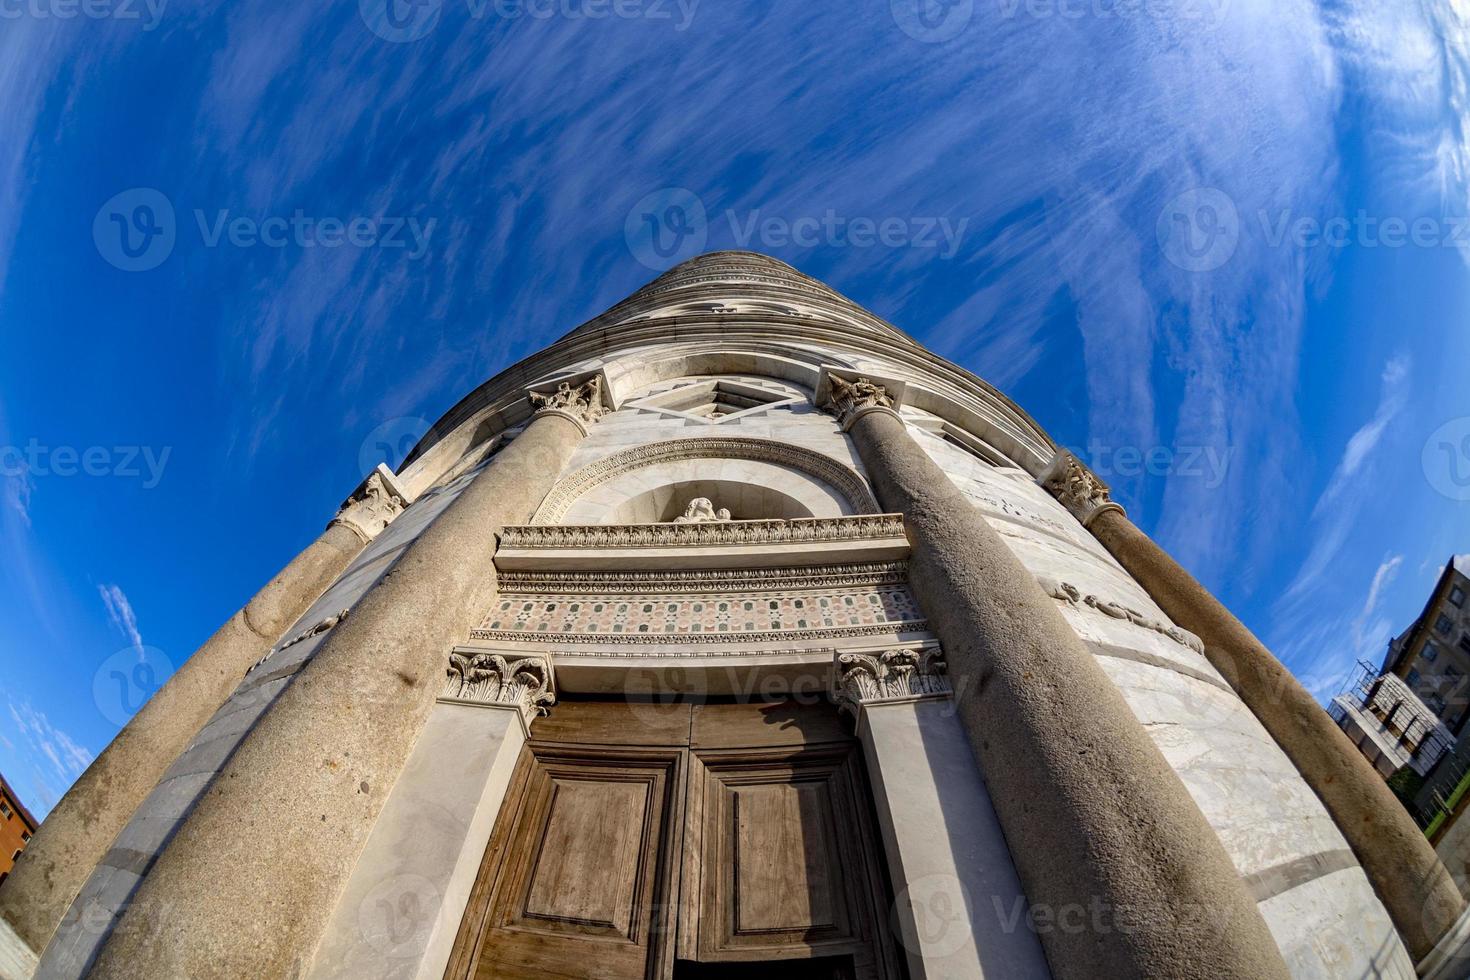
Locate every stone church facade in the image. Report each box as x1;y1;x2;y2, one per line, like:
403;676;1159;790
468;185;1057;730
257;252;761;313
2;252;1467;979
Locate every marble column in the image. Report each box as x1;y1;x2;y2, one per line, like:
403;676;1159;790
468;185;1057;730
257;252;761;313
88;383;601;979
0;465;407;957
1038;450;1466;963
832;646;1052;980
824;376;1289;980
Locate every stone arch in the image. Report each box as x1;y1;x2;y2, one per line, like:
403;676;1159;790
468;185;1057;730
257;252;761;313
530;437;879;525
603;347;858;404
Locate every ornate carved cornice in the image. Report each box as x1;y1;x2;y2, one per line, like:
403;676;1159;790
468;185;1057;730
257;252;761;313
441;651;555;723
331;466;409;543
471;622;929;645
832;646;950;717
1037;576;1203;654
530;437;880;523
1038;451;1125;527
497;562;910;595
503;513;905;550
528;375;608;426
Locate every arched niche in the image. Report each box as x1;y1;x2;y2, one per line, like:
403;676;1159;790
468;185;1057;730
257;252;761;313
532;438;878;525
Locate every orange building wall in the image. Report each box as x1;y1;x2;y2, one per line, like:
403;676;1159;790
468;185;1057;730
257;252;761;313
0;779;38;883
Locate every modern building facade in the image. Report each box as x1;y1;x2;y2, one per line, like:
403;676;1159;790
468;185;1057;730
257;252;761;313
2;253;1467;979
1385;557;1470;731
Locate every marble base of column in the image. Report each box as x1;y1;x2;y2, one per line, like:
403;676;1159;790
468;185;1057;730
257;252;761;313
1084;504;1465;962
88;410;587;979
843;405;1289;980
0;518;368;957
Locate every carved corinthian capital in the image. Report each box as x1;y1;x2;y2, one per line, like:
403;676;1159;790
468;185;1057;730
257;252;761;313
527;376;608;427
331;465;409;543
1039;450;1125;527
821;374;898;431
832;647;950;718
442;652;555;724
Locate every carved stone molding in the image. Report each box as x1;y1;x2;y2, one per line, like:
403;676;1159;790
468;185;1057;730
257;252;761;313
832;646;950;716
1038;451;1125;527
247;609;350;675
527;375;608;427
441;651;555;723
1037;575;1204;654
497;562;910;596
530;437;880;523
472;622;929;646
331;466;409;543
505;513;904;550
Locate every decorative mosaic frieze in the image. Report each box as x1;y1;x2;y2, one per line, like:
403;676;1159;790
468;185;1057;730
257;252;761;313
497;562;909;596
502;513;905;549
483;586;923;637
441;651;554;722
1038;576;1204;654
530;437;880;523
833;646;950;716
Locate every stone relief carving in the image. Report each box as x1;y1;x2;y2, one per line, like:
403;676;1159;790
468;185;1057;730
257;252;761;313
822;374;895;428
442;651;554;721
331;470;408;542
504;513;905;549
833;647;950;716
531;437;880;523
527;376;607;424
1039;451;1124;527
247;609;350;674
1037;575;1204;654
673;497;731;523
472;622;929;646
498;562;910;595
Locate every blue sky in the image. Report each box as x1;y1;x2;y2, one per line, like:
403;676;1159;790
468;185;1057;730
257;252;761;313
1;0;1468;817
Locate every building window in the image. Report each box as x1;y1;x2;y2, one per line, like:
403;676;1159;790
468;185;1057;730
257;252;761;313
1461;635;1470;655
1453;586;1467;607
19;832;29;842
1438;615;1455;636
9;851;17;863
1408;669;1421;686
0;802;10;819
1424;642;1440;662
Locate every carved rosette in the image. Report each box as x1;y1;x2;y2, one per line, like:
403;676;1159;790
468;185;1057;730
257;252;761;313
1039;451;1125;527
820;375;897;430
442;652;555;723
832;647;950;718
331;470;408;542
527;376;607;427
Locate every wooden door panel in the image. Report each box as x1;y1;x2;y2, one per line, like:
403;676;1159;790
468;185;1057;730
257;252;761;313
731;779;837;933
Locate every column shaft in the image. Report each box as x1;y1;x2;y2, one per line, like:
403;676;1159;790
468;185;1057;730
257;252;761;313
1086;505;1465;961
0;519;366;955
88;410;586;979
845;407;1288;980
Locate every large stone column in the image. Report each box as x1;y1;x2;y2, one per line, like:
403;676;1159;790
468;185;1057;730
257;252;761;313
1038;451;1467;963
88;384;601;979
0;465;407;957
823;375;1289;980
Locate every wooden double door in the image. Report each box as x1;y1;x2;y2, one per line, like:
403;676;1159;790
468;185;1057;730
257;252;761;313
446;699;901;980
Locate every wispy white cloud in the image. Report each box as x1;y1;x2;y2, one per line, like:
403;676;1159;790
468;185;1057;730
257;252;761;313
2;465;32;528
98;583;144;657
5;698;93;815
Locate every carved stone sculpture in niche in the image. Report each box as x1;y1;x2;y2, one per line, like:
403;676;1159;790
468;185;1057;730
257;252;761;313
527;376;607;424
833;646;950;717
673;497;731;523
443;652;555;722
